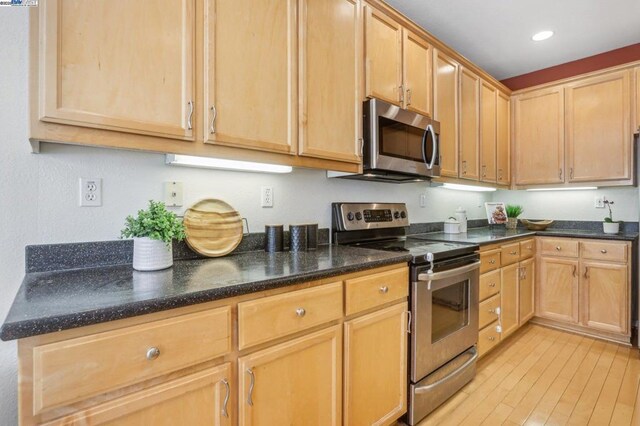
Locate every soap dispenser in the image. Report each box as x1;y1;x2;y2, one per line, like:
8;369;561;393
455;207;468;233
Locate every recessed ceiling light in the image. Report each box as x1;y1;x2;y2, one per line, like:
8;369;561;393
532;30;554;41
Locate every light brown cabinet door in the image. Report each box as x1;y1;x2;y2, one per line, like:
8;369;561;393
433;50;459;177
46;364;234;426
519;258;535;325
344;303;408;425
403;30;432;117
459;68;480;180
537;257;579;323
513;87;564;185
580;261;629;335
480;81;497;182
298;0;362;163
565;70;632;182
39;0;195;140
500;263;519;338
205;0;297;154
635;67;640;133
238;326;341;425
365;6;403;105
496;91;511;185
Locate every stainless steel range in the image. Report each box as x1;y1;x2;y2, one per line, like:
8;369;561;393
332;202;480;425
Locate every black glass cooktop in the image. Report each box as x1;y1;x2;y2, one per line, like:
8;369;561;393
351;238;478;264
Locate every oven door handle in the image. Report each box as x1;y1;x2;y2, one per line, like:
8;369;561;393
417;261;481;290
414;347;478;394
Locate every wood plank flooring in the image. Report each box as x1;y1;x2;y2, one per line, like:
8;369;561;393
417;324;640;426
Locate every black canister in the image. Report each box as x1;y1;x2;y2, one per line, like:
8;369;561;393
289;224;307;252
265;224;284;252
306;223;318;250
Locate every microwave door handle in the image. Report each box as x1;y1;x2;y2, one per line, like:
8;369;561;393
421;126;429;166
414;347;478;394
417;261;481;283
427;124;438;170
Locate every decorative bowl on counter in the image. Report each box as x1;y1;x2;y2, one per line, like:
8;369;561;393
520;219;554;231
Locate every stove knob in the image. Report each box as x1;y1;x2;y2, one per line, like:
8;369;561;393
347;212;355;221
400;211;407;219
394;211;400;219
355;212;363;221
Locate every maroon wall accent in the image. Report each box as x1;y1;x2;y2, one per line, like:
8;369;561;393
500;43;640;91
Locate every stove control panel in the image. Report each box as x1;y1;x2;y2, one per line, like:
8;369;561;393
332;202;409;231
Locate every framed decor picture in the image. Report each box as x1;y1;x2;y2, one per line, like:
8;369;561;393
485;202;507;224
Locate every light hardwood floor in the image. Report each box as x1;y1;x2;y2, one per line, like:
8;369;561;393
418;324;640;425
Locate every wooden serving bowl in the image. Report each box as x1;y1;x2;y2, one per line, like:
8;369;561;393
520;219;554;231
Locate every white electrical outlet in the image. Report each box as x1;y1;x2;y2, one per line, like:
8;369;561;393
420;194;427;208
261;186;273;208
164;181;184;207
79;177;102;207
594;196;605;208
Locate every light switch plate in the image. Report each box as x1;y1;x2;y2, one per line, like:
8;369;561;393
164;182;183;207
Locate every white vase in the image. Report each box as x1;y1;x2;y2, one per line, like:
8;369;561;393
602;222;620;234
133;237;173;271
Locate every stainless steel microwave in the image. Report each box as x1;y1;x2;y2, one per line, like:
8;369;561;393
361;98;441;182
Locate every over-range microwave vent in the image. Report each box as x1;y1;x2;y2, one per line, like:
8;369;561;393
326;170;430;184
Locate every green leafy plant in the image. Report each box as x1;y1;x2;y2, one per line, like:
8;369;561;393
505;204;524;218
603;198;617;223
121;200;186;245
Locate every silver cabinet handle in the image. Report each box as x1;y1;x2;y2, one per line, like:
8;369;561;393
406;88;412;106
379;286;389;294
462;160;467;175
407;311;412;334
295;307;306;317
482;165;487;178
187;100;194;130
488;336;496;341
489;283;496;287
488;308;495;314
399;85;404;103
246;368;255;406
498;168;503;181
489;259;496;264
210;105;217;134
556;246;562;251
559;168;563;180
584;267;589;279
601;249;607;254
221;379;230;418
510;251;518;255
572;265;577;277
146;347;160;361
570;167;574;179
358;138;364;158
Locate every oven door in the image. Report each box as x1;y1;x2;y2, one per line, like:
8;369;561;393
411;260;479;382
365;98;440;177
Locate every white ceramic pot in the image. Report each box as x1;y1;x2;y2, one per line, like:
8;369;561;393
602;222;620;234
444;219;460;234
133;237;173;271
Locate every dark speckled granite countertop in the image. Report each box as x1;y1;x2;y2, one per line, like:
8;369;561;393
412;227;639;246
1;246;411;341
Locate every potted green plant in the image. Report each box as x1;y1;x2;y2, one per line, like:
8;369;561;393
121;200;186;271
602;198;619;234
505;205;523;230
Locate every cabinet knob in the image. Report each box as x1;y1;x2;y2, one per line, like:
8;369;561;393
488;308;495;314
489;259;496;264
379;286;389;294
556;246;562;251
510;251;517;255
601;249;607;254
489;283;496;287
146;347;160;361
295;308;306;317
488;336;495;341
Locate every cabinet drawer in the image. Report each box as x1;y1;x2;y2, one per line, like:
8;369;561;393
520;239;536;260
479;294;500;329
32;307;231;414
480;250;501;274
540;238;579;257
239;282;343;350
478;322;500;357
479;269;501;301
501;242;521;266
580;241;627;263
345;267;408;316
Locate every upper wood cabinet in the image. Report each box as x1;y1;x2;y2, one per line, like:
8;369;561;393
565;70;632;182
433;50;459;177
298;0;362;163
39;0;196;140
496;91;511;185
513;87;565;185
364;6;403;105
403;30;432;117
204;0;296;155
635;67;640;132
480;81;497;182
459;68;480;180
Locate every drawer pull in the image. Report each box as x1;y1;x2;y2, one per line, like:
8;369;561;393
489;259;496;264
556;246;561;251
488;308;496;314
573;265;577;277
601;249;608;254
488;336;495;341
146;347;160;361
379;286;389;294
221;379;230;418
295;308;306;317
526;246;532;250
246;368;255;406
489;283;496;287
510;251;517;255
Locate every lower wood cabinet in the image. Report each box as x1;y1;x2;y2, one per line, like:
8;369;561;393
238;326;342;425
535;238;631;343
500;263;519;338
344;302;408;425
44;364;233;426
518;258;535;324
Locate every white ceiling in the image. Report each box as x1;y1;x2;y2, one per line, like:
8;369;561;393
384;0;640;80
